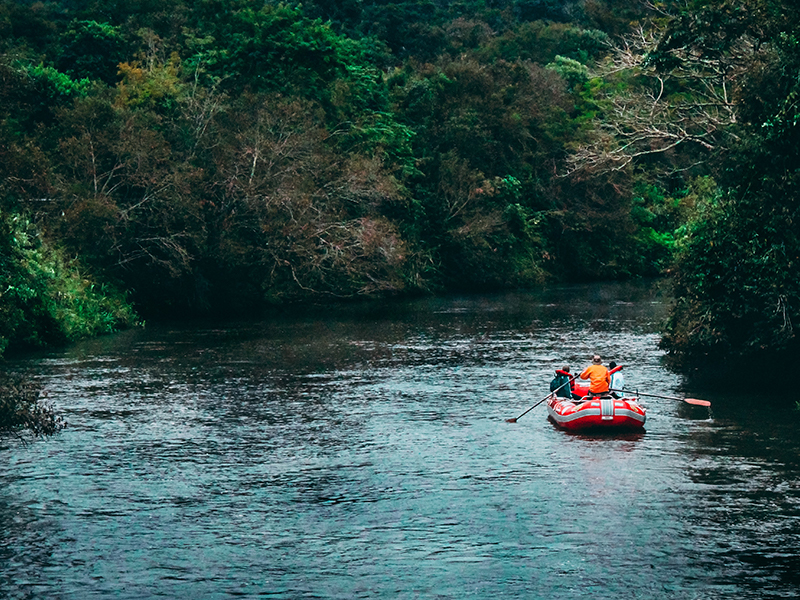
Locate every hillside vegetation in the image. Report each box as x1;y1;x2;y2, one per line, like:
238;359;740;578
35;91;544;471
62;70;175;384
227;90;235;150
0;0;797;379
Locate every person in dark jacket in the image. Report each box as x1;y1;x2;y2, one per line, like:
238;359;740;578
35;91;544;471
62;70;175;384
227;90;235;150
550;366;576;399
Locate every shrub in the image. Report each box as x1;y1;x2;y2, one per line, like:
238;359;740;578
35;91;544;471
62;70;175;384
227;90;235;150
0;372;65;438
0;210;138;356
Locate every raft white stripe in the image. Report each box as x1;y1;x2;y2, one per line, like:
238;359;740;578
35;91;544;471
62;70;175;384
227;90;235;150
547;407;646;425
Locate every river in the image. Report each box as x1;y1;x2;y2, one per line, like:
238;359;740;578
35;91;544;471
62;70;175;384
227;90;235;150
2;281;800;599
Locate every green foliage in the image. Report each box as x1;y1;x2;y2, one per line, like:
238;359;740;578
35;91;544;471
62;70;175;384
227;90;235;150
24;64;92;100
0;0;61;54
626;181;685;274
1;0;741;356
116;53;185;114
663;168;800;371
583;0;657;35
191;4;365;99
0;372;65;438
514;0;583;23
484;21;610;65
0;211;138;355
0;59;91;141
546;55;589;89
57;20;127;85
194;93;424;306
352;1;445;59
389;55;576;288
658;1;800;373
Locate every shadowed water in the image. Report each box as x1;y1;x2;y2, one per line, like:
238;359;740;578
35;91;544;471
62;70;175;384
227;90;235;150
2;282;800;599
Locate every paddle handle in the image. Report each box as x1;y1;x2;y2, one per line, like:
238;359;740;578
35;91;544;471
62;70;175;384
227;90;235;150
507;376;575;422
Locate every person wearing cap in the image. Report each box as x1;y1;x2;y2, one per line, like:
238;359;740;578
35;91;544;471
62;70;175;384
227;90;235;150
579;354;610;397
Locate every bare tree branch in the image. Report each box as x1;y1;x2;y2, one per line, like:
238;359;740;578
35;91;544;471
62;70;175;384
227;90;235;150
564;22;760;176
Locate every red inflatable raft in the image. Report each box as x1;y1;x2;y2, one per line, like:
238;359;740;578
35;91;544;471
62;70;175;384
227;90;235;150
546;395;646;432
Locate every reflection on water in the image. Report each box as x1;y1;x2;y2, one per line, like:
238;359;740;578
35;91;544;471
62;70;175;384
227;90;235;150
2;281;800;599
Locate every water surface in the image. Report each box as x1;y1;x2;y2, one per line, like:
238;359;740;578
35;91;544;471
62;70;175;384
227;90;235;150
2;282;800;599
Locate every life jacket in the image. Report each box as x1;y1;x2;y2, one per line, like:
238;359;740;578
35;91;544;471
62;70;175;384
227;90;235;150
550;372;573;398
555;369;574;389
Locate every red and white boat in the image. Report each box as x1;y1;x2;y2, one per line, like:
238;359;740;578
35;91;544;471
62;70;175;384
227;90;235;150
546;394;646;432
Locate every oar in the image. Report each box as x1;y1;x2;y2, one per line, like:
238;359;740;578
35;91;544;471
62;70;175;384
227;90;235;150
610;389;711;407
506;376;575;423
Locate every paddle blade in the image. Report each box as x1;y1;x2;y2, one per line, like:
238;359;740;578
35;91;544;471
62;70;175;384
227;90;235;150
685;398;711;407
506;418;518;423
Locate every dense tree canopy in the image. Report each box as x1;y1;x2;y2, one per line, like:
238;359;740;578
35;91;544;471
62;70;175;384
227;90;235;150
0;0;797;388
656;0;800;374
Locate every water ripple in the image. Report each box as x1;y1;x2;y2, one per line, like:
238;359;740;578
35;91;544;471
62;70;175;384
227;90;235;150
2;283;800;599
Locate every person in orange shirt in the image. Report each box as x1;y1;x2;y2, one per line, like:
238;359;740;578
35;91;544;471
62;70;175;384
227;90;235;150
580;355;610;397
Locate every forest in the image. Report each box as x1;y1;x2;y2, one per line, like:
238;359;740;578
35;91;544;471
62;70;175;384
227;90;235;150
1;0;798;410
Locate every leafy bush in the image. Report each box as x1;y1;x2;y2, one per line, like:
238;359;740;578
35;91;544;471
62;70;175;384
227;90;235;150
57;20;126;85
657;1;800;375
0;210;138;356
24;64;92;99
662;172;800;373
